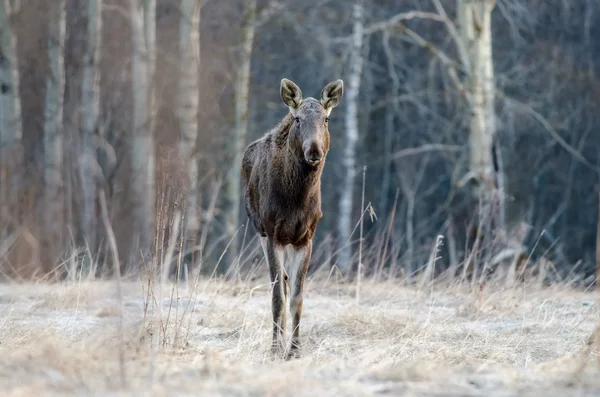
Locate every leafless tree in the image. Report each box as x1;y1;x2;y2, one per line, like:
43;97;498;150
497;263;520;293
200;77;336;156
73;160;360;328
221;0;257;274
337;0;364;276
0;0;22;155
1;0;599;283
0;0;23;233
43;0;67;262
79;0;103;259
177;0;201;271
128;0;156;269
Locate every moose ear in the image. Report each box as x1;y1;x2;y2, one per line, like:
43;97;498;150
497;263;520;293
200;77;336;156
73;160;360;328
320;79;343;114
280;78;303;110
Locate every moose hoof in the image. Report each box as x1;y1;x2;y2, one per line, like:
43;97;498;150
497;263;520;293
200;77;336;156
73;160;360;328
286;342;302;360
270;343;286;360
286;349;301;360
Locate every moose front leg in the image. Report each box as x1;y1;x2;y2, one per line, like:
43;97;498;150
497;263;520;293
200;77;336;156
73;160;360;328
262;237;287;358
285;240;312;359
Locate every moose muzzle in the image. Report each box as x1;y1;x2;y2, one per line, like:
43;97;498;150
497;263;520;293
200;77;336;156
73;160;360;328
303;141;324;166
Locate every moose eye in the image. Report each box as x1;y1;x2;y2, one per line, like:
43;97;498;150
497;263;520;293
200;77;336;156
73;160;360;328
295;117;300;123
325;117;329;123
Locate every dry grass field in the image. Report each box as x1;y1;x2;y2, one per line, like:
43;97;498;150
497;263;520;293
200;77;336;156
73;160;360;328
1;272;600;396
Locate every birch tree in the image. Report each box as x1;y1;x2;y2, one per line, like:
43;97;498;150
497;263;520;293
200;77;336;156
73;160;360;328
221;0;257;274
457;0;502;231
367;0;502;266
449;0;503;265
129;0;156;269
177;0;201;272
43;0;67;261
80;0;103;257
337;0;364;276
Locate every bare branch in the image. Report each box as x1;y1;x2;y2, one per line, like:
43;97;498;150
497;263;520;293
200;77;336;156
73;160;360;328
432;0;471;70
498;91;600;173
365;10;444;35
330;11;444;43
392;144;463;160
382;30;402;114
398;23;469;101
364;92;426;113
328;6;472;105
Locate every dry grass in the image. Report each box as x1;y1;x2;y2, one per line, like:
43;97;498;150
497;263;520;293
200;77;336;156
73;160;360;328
1;274;600;396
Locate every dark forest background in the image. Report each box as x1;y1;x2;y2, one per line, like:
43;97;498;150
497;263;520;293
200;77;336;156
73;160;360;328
0;0;599;285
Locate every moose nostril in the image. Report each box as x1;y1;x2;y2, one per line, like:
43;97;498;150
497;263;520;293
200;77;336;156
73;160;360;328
306;151;322;164
304;141;323;164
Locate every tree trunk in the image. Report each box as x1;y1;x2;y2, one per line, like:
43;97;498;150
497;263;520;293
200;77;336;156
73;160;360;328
177;0;201;275
337;0;363;276
458;0;502;253
0;0;23;225
43;0;67;263
80;0;103;260
0;0;21;149
144;0;156;134
221;0;257;275
129;0;156;271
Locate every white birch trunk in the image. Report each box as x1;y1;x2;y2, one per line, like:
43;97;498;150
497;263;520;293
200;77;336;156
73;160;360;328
457;0;504;270
80;0;102;255
43;0;66;260
337;0;363;276
222;0;257;273
459;0;498;210
129;0;156;267
177;0;201;260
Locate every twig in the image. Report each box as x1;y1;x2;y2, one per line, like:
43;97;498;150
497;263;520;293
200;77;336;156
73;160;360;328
330;11;444;43
398;23;469;101
356;166;366;305
392;144;462;160
431;0;470;70
499;92;600;173
377;188;399;281
148;210;181;380
419;235;444;292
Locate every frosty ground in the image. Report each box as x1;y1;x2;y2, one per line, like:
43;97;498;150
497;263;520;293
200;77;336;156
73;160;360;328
1;274;600;396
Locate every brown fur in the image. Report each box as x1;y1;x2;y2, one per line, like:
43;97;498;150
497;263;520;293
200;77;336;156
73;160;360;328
242;109;326;247
241;78;343;359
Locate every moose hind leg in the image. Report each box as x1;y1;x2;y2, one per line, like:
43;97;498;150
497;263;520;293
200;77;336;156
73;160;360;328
263;237;287;358
285;240;312;359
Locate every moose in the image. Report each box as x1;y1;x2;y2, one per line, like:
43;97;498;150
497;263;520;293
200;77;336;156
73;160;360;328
241;78;344;359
